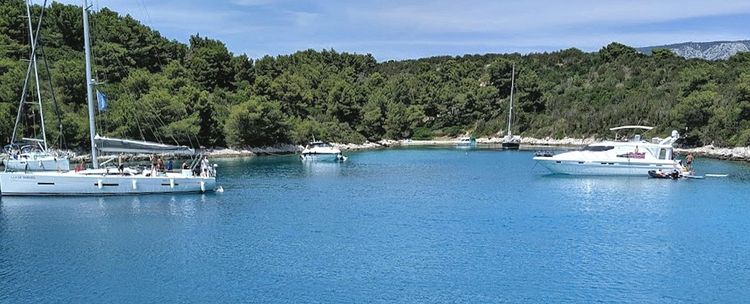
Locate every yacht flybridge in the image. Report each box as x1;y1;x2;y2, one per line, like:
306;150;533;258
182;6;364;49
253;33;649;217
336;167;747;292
300;141;346;161
0;0;216;196
533;126;684;176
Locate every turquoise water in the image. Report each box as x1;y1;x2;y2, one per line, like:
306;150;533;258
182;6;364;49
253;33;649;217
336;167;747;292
2;147;750;303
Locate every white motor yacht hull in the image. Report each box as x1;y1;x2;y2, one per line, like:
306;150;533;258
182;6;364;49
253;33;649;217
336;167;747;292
300;153;344;162
0;172;216;196
533;157;680;176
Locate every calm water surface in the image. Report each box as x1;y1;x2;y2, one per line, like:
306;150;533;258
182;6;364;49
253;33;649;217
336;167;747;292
2;147;750;303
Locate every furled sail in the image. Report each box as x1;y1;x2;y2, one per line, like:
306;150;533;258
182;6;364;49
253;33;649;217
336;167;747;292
94;135;195;155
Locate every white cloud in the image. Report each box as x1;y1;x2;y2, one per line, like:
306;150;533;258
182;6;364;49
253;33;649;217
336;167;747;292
231;0;278;7
355;0;750;33
47;0;750;60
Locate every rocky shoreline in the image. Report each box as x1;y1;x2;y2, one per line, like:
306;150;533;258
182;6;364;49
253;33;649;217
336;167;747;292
6;137;748;163
675;145;750;161
151;137;750;163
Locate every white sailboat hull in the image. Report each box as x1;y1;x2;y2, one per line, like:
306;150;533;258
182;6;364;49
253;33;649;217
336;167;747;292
533;157;680;176
3;157;70;172
0;171;216;196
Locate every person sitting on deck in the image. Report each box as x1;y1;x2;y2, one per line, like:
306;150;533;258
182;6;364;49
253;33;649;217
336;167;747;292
656;169;664;176
166;159;173;171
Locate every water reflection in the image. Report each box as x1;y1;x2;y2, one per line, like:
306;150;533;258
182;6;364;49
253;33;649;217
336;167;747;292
540;174;683;215
301;160;344;177
0;193;214;219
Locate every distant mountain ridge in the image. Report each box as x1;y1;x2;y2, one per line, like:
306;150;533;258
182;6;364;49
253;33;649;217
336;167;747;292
638;40;750;60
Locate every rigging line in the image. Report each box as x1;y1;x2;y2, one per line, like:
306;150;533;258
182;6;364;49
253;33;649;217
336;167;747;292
28;0;49;150
125;92;164;143
135;0;164;69
137;106;169;144
37;29;65;149
130;103;147;142
11;0;48;145
130;96;181;145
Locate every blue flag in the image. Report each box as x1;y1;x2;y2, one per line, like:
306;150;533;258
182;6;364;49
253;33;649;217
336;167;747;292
96;90;108;112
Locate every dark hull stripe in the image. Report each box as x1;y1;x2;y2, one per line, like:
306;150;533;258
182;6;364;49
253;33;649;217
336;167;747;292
0;190;210;196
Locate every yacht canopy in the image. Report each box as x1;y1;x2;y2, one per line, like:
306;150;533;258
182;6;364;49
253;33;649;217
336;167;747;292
94;135;195;155
609;125;654;131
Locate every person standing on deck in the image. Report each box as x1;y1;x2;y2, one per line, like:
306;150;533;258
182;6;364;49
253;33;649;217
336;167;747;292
150;155;158;176
200;156;210;177
118;153;124;174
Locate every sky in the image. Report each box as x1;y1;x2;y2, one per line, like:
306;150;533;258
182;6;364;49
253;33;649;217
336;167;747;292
52;0;750;61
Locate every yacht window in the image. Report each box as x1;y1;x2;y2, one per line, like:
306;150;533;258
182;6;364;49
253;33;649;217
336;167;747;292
658;149;667;160
583;145;614;151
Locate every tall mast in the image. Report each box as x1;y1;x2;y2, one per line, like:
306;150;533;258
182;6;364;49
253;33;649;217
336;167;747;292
82;0;98;168
25;1;48;151
507;63;515;138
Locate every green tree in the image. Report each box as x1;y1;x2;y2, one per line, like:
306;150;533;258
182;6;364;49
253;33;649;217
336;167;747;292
224;96;288;147
185;35;234;90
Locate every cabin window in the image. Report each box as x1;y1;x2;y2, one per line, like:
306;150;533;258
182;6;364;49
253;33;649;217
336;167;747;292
658;149;667;160
583;145;614;151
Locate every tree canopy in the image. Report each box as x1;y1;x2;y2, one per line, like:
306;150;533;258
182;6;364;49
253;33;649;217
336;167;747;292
1;1;749;149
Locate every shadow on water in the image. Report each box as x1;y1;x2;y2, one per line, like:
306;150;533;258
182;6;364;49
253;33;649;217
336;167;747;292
0;193;222;220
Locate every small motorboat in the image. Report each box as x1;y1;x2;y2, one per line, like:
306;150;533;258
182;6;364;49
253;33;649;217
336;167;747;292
456;136;476;147
300;141;346;162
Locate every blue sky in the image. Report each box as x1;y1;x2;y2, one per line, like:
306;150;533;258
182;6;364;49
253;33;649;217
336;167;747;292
54;0;750;61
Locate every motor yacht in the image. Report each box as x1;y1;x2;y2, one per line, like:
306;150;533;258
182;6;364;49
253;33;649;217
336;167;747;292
533;126;684;176
300;141;346;161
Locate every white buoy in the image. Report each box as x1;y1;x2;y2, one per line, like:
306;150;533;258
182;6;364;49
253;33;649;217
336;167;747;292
132;179;137;190
200;181;205;192
169;178;175;189
97;179;102;189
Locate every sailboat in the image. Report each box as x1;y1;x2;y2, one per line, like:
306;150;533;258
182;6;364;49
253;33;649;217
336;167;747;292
0;0;216;196
501;64;522;150
2;2;70;172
